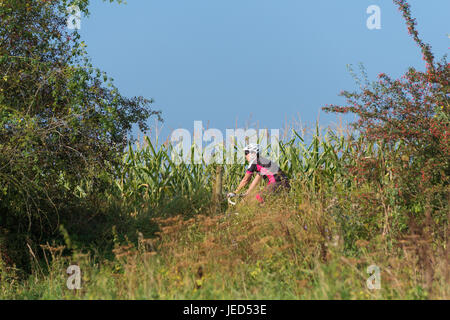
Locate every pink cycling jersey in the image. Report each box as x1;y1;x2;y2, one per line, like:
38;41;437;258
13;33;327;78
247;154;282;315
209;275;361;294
246;156;288;185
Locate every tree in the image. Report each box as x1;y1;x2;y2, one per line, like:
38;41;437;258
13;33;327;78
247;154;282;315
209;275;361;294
0;0;161;268
323;0;449;204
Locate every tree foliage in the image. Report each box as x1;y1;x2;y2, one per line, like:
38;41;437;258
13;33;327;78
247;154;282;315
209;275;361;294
323;0;449;208
0;0;161;267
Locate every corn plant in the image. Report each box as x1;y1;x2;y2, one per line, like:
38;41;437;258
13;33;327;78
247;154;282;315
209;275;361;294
113;124;372;215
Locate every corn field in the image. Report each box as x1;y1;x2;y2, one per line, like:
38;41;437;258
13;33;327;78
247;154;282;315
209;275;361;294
113;125;392;216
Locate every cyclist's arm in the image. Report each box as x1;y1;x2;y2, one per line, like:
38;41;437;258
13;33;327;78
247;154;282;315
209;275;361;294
245;174;262;196
234;172;252;194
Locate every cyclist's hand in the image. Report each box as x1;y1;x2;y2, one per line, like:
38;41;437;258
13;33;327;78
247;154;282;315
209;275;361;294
227;192;236;198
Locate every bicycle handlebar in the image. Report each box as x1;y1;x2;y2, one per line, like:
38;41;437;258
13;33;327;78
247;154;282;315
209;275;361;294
228;197;237;206
226;193;245;206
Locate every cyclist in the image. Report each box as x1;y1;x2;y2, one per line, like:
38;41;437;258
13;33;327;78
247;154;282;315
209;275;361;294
227;144;290;204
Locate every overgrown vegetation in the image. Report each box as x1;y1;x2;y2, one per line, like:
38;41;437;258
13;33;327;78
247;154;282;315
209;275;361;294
0;0;448;299
0;0;160;272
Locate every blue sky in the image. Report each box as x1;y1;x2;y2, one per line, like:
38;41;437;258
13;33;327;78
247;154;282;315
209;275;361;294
79;0;449;141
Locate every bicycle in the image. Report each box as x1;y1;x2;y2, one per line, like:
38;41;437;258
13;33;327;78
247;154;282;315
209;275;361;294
225;192;245;206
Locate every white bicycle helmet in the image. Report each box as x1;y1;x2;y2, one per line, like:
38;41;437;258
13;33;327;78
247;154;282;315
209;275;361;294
244;143;260;154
